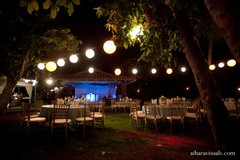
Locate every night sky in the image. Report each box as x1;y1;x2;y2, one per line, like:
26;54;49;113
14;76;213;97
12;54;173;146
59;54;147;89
46;1;240;100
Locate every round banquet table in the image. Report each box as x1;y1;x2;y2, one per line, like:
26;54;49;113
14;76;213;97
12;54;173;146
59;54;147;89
142;105;186;119
40;104;89;123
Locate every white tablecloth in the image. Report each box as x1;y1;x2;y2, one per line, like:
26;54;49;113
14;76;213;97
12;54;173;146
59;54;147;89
142;105;186;119
115;102;130;107
40;104;89;123
114;102;130;112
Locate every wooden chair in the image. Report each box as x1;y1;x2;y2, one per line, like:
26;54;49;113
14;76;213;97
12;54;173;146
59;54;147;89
144;104;162;132
91;102;105;130
130;102;145;131
34;100;44;116
49;104;71;141
21;102;46;143
75;103;95;138
224;98;238;119
184;102;201;132
166;102;184;134
192;97;206;121
129;102;136;125
110;99;116;113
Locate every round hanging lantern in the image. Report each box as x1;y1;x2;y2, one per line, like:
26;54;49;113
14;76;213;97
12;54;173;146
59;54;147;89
85;49;95;59
151;68;157;74
227;59;236;67
69;54;78;63
132;68;138;74
115;68;121;75
180;67;186;72
57;58;65;67
103;40;116;54
166;68;173;74
46;61;57;72
37;63;45;70
218;62;224;68
88;67;94;73
209;64;216;70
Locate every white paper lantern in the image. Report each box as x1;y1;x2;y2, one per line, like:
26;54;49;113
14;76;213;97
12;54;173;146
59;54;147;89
103;40;116;54
132;68;138;74
57;58;65;67
37;63;45;70
85;49;95;59
46;61;57;72
88;67;94;73
180;67;186;72
218;62;224;68
151;68;157;74
115;68;121;75
69;54;78;63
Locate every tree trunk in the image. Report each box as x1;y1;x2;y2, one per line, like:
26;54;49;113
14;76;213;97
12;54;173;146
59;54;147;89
175;9;230;149
0;51;31;115
0;78;18;115
204;0;240;63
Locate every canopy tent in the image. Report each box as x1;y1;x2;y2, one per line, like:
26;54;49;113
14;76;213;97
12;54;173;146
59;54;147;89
0;77;33;103
15;81;33;102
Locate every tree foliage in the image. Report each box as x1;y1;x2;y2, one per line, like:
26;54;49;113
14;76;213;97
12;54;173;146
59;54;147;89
95;0;182;68
0;0;81;113
94;0;217;68
20;0;81;19
0;0;81;80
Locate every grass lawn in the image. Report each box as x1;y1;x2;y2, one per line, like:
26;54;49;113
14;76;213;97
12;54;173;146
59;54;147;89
104;113;133;131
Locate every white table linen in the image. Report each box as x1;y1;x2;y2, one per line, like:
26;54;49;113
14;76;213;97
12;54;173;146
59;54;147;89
40;104;90;123
142;104;186;119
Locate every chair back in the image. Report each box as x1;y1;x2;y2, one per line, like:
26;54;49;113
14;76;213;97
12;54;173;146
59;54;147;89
224;98;236;110
130;102;137;117
35;100;44;112
21;102;30;122
52;104;70;123
144;104;157;117
95;102;105;115
224;98;238;117
85;102;94;119
130;101;140;110
169;102;184;118
73;99;80;107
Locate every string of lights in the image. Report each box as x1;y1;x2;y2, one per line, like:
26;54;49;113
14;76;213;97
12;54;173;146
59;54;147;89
37;40;117;72
36;37;237;76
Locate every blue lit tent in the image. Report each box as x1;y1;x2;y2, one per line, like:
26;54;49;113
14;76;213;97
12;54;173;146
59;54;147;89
54;69;136;102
